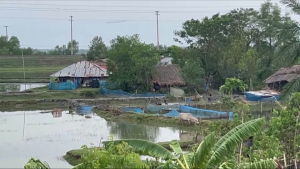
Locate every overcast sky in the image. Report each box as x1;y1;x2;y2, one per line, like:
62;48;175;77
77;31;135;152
0;0;296;49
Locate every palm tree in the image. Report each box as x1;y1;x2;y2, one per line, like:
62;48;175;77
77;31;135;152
275;0;300;99
104;118;278;169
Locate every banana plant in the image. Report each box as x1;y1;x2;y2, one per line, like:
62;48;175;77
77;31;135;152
24;158;50;169
106;118;278;169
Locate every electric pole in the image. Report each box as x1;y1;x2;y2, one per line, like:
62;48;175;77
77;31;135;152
155;11;160;50
4;26;8;42
70;16;74;55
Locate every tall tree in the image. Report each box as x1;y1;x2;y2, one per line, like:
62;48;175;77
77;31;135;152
274;0;300;99
107;34;159;92
86;36;108;61
66;40;79;55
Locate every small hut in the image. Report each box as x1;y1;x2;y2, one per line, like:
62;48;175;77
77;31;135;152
265;65;300;91
153;64;185;93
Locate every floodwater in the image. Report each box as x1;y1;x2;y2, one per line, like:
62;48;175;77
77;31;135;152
0;110;191;168
0;83;47;93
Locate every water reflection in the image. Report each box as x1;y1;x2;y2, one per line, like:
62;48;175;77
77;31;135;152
0;83;47;93
0;110;188;168
108;121;160;142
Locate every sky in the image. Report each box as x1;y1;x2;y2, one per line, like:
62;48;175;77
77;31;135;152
0;0;297;49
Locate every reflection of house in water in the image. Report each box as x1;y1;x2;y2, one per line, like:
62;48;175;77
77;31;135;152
52;109;62;118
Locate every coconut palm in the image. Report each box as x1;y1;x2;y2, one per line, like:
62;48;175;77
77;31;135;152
105;118;278;169
274;0;300;99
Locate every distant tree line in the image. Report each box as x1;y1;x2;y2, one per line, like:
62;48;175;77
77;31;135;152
2;1;300;96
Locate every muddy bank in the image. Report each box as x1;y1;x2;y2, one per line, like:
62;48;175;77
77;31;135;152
64;140;195;166
95;109;211;131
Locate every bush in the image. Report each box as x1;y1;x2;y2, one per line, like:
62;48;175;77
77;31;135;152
79;89;100;98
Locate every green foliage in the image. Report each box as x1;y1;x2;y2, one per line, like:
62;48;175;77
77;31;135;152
86;36;108;60
79;89;100;98
220;78;248;95
107;34;159;92
73;142;149;169
50;77;59;83
174;1;296;88
48;40;79;55
108;118;276;169
268;92;300;163
181;59;205;93
24;158;50;169
103;139;176;160
245;132;282;161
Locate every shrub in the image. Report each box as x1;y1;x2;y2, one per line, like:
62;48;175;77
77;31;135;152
79;89;100;98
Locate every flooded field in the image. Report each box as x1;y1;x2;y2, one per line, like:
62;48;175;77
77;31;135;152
0;83;47;93
0;110;191;168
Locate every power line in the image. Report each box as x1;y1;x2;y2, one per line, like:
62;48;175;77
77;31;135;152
0;16;296;22
0;6;262;13
0;2;262;8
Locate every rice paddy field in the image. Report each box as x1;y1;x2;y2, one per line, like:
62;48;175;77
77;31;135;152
0;55;84;83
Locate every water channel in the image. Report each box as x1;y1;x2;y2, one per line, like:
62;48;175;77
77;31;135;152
0;83;47;93
0;110;192;168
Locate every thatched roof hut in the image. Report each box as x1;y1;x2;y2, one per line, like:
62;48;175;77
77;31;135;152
153;64;185;86
265;65;300;84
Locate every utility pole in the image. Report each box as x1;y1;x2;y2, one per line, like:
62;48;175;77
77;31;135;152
4;26;8;42
70;16;74;55
155;11;160;50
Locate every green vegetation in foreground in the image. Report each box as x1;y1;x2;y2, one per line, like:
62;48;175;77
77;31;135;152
63;140;195;166
0;55;84;83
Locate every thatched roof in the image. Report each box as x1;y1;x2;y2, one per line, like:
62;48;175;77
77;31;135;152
265;65;300;84
153;64;186;86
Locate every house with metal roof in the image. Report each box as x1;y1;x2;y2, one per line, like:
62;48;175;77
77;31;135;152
49;61;108;90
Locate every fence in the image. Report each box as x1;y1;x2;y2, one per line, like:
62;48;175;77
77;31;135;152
180;105;233;120
100;88;167;98
48;80;79;90
146;104;181;112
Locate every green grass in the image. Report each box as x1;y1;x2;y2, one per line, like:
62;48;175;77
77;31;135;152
0;102;67;111
0;55;84;82
0;88;102;101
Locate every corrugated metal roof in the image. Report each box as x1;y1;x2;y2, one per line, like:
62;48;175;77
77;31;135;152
50;61;108;77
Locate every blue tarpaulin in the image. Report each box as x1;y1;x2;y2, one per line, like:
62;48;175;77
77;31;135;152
164;110;180;117
121;107;144;113
180;105;233;120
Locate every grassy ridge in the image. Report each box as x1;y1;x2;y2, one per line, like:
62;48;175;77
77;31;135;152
0;55;85;82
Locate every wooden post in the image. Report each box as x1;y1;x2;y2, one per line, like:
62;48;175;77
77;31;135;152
238;110;244;167
284;153;287;168
260;101;263;115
